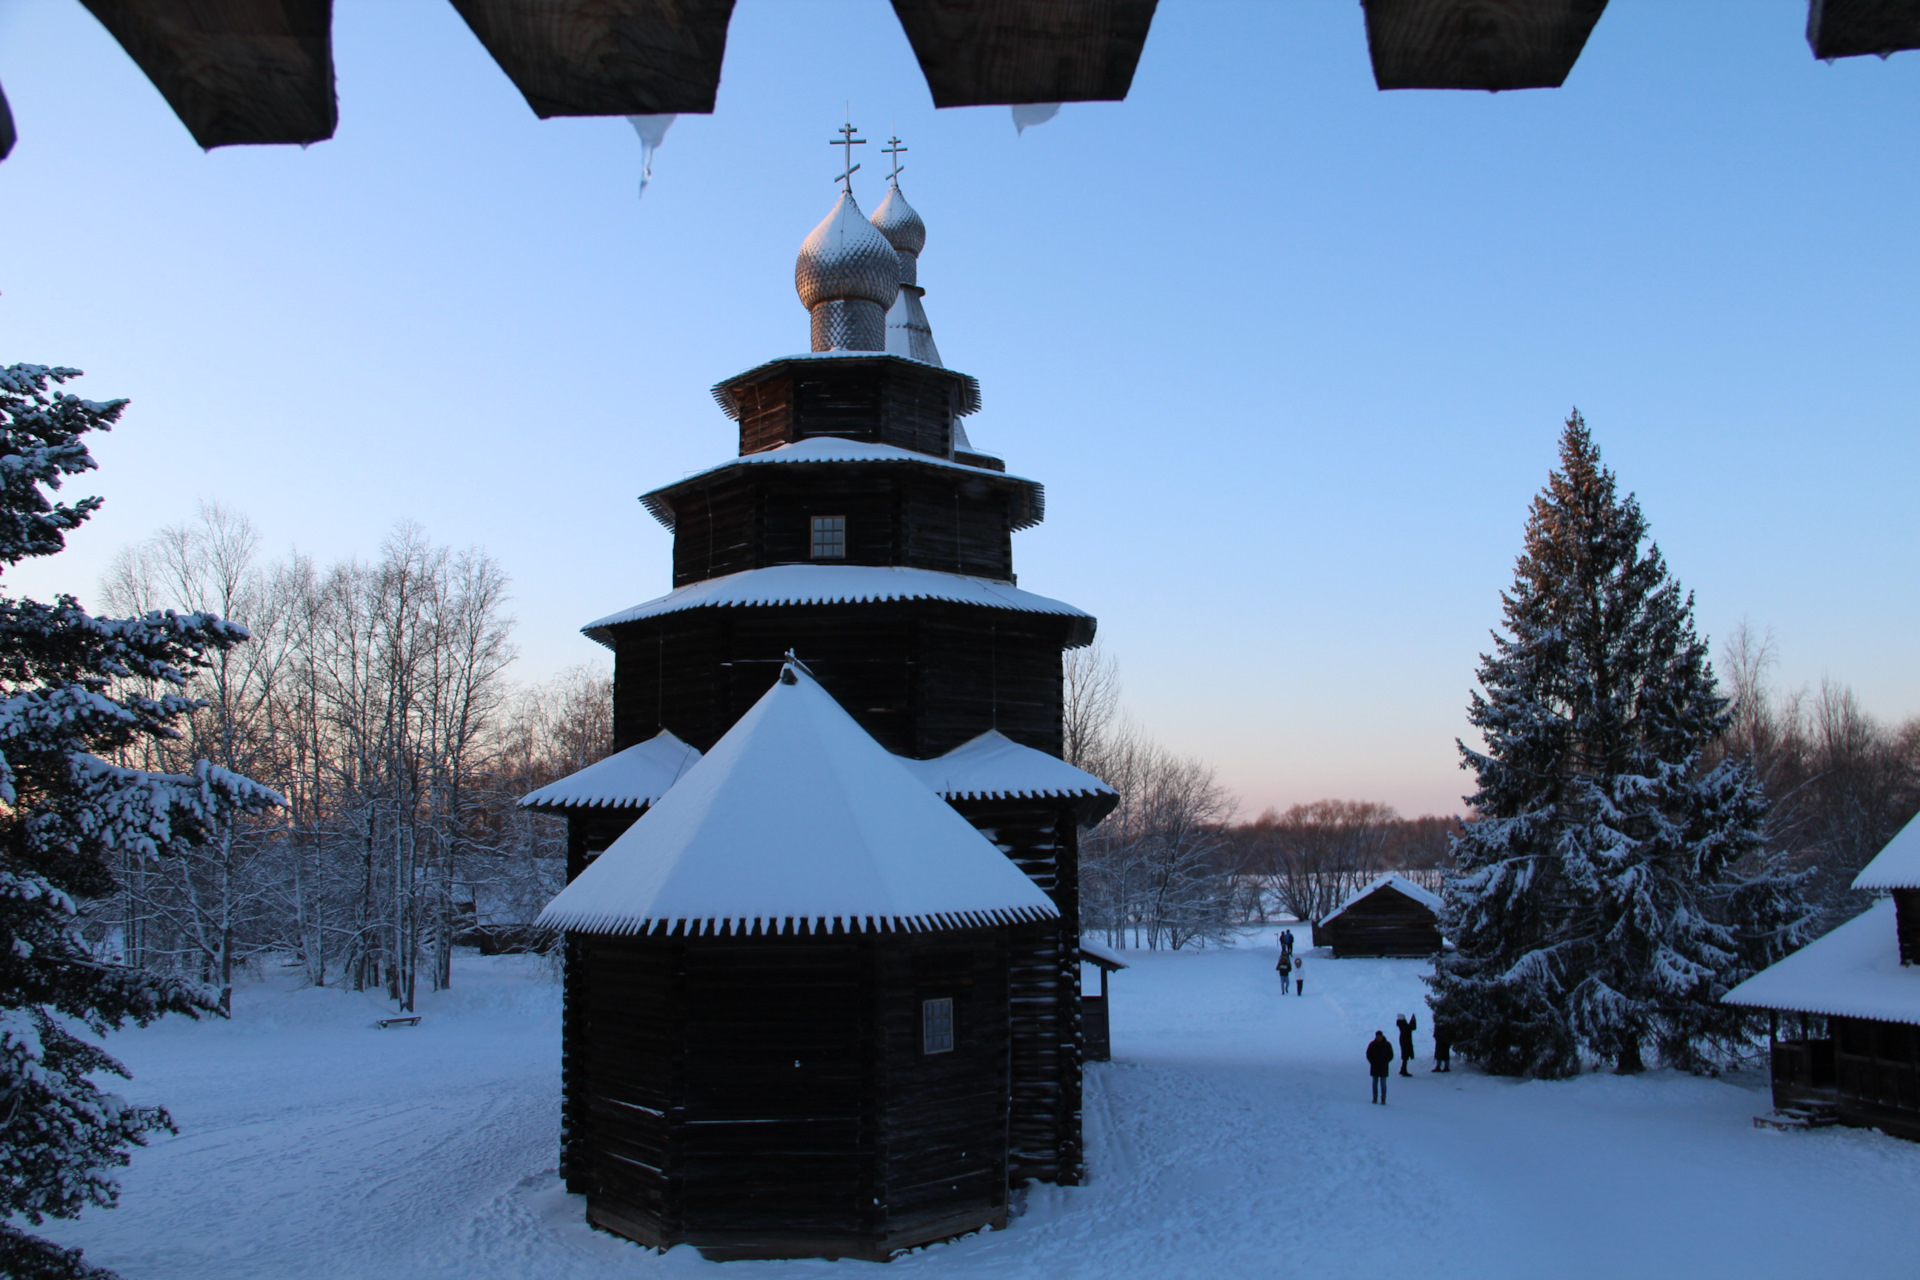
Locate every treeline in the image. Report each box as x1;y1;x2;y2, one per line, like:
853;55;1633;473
90;506;606;1011
1717;624;1920;926
1222;803;1460;924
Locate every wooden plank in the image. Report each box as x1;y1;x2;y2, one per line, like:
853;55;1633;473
446;0;736;117
79;0;336;148
889;0;1159;107
0;81;16;161
1362;0;1608;92
1807;0;1920;59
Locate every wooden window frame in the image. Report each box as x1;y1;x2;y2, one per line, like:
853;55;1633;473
810;514;847;560
921;996;954;1055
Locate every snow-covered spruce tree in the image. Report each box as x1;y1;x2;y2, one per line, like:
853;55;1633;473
0;365;280;1280
1428;412;1813;1078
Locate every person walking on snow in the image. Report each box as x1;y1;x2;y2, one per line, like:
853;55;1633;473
1367;1031;1394;1103
1396;1013;1417;1076
1292;956;1304;996
1276;951;1293;990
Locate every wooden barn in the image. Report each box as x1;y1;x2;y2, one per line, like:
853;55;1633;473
1725;813;1920;1140
537;662;1061;1260
1312;874;1444;957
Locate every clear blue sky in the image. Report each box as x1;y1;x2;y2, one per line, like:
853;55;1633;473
1;1;1915;817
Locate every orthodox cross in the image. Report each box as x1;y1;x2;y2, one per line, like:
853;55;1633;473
882;136;907;187
831;121;865;192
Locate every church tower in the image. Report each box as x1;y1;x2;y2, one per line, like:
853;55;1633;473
526;128;1107;1242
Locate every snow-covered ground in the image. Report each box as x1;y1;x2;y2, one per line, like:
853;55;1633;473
46;937;1920;1280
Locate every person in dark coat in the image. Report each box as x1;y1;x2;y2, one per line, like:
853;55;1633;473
1367;1031;1394;1103
1276;952;1293;989
1395;1013;1418;1076
1432;1019;1452;1073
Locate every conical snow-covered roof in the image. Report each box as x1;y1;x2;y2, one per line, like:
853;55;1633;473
536;664;1060;937
1854;811;1920;891
904;730;1115;812
517;730;701;812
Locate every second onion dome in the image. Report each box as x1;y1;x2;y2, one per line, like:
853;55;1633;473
795;191;900;353
870;182;941;367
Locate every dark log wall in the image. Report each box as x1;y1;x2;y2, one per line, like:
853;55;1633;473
876;932;1013;1250
1318;887;1442;957
952;800;1084;1184
728;359;965;457
1834;1015;1920;1142
1894;889;1920;967
565;809;645;881
568;928;1011;1261
610;602;1068;759
669;469;1014;587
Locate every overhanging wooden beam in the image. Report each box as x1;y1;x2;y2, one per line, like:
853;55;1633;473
889;0;1158;108
78;0;337;148
1362;0;1609;92
1807;0;1920;59
445;0;737;117
0;83;15;161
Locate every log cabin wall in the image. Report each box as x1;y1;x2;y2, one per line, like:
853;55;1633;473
609;603;1068;759
951;800;1085;1184
668;468;1015;588
875;929;1013;1252
726;358;965;457
1319;887;1442;957
1894;889;1920;967
1833;1014;1920;1142
569;928;1012;1261
565;809;644;881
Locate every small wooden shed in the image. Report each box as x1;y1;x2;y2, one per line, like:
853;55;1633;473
1724;813;1920;1140
1312;874;1444;958
537;662;1060;1261
1077;938;1128;1062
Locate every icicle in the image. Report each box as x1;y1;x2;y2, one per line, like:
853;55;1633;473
628;113;676;199
1011;103;1061;134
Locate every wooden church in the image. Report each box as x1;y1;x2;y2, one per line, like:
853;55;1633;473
524;133;1114;1259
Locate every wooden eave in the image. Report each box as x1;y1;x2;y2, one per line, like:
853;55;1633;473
889;0;1160;107
639;451;1044;533
446;0;736;117
711;354;982;422
78;0;338;148
1808;0;1920;60
1361;0;1610;92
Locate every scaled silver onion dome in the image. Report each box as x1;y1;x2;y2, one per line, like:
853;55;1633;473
869;185;927;280
795;191;900;310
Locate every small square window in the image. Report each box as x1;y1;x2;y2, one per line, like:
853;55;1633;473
922;997;954;1055
811;515;846;559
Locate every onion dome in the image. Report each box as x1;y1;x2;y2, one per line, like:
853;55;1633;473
795;190;899;352
869;183;942;365
869;186;926;283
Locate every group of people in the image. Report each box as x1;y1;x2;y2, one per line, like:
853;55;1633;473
1272;935;1456;1100
1274;930;1304;995
1366;1013;1452;1103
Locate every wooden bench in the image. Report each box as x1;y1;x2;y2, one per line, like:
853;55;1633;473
376;1016;422;1029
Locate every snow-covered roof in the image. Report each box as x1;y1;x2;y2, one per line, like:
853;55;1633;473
536;664;1061;937
1080;937;1129;970
1319;874;1444;927
516;731;701;812
1853;812;1920;891
583;564;1095;648
903;729;1115;813
710;351;982;419
639;436;1043;532
1722;899;1920;1025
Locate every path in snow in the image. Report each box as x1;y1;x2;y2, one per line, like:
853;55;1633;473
44;941;1920;1280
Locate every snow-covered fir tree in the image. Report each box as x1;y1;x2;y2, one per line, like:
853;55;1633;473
1428;412;1813;1078
0;365;280;1280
